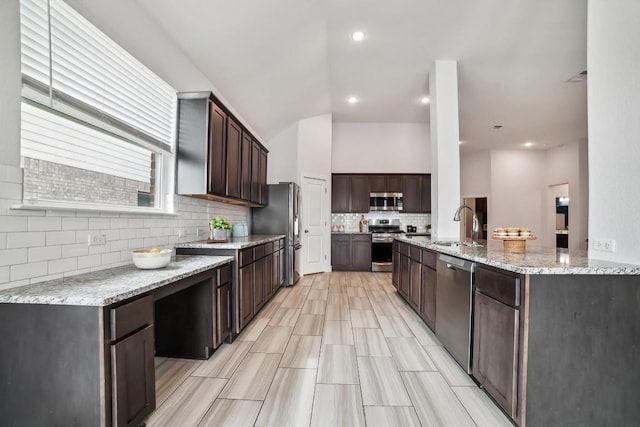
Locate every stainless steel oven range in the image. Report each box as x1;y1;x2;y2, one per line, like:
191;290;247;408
369;219;404;272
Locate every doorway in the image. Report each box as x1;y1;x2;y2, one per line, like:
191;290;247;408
549;183;570;249
301;175;328;275
461;197;488;241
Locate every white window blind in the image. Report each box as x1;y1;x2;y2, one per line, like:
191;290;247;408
20;0;177;151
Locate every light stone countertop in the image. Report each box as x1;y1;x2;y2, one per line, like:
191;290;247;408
397;235;640;275
176;234;285;250
0;255;234;306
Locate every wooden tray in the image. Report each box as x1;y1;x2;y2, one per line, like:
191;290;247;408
492;235;537;253
206;238;229;243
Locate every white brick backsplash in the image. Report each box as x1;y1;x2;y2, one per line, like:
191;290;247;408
0;216;28;233
28;245;62;262
62;243;89;258
48;257;78;275
110;218;128;229
0;280;29;290
0;266;9;284
101;252;121;265
46;230;77;245
64;268;91;278
118;228;137;239
128;238;145;249
62;217;88;230
0;249;28;267
11;261;47;281
77;254;101;269
143;237;158;247
129;218;144;228
30;273;63;284
89;218;110;229
6;232;46;249
109;239;129;251
88;244;110;255
0;182;22;199
28;216;62;231
0;233;6;249
104;229;120;241
136;228;151;238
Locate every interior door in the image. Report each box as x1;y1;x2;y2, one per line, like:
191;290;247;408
302;175;327;275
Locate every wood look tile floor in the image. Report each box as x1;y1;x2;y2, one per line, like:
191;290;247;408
147;272;512;427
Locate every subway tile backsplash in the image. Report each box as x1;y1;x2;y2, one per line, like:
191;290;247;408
0;164;249;290
332;212;431;232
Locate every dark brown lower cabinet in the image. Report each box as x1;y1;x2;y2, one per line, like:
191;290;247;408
398;253;409;299
420;266;436;330
392;250;400;289
239;264;254;330
264;253;273;300
331;234;371;271
216;264;232;347
111;324;155;427
473;291;519;418
253;257;265;313
409;258;421;310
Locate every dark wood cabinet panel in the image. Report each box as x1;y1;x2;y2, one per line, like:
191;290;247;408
253;257;265;313
259;147;268;205
392;250;400;289
473;291;519;418
239;265;254;330
225;117;242;199
208;101;227;196
420;174;431;213
250;140;261;204
272;250;281;294
399;254;409;299
369;175;386;193
111;324;155;427
331;234;352;268
387;175;402;193
352;236;372;269
402;175;421;213
216;281;231;346
421;266;436;330
350;175;370;212
409;259;421;310
240;133;252;201
264;253;273;300
332;175;350;213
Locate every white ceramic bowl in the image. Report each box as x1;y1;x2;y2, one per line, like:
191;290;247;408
131;248;172;269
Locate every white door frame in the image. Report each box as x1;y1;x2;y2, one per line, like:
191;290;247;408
299;171;331;274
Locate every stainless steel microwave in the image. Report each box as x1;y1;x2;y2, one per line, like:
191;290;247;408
369;193;403;211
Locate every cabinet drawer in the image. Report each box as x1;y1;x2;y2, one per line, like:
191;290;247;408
110;295;153;341
398;242;409;256
239;247;254;267
392;240;398;252
254;244;265;260
352;234;371;243
264;242;274;255
410;246;421;261
421;249;437;269
219;263;232;285
476;266;521;307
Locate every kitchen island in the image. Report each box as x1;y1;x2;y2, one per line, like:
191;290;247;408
394;236;640;427
0;255;233;427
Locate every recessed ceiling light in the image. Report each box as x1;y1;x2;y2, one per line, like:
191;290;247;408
524;141;534;147
420;96;430;104
348;96;358;104
351;31;365;41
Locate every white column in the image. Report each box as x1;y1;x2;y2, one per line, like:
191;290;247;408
0;0;22;167
429;60;461;239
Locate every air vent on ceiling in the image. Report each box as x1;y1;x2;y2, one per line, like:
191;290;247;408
567;70;587;83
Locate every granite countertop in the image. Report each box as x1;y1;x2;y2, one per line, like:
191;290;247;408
176;234;285;250
331;231;372;235
396;235;640;275
0;255;234;306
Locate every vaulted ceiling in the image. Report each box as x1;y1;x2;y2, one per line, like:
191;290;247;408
136;0;587;151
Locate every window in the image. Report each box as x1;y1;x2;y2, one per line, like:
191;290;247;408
19;0;176;210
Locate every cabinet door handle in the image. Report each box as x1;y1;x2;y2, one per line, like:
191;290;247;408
304;230;309;233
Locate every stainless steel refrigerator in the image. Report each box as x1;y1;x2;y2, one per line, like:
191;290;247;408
251;182;301;286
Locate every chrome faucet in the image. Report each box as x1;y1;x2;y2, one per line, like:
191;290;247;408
453;204;480;247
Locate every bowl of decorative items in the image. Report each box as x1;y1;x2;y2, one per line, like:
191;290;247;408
131;248;172;269
492;227;537;253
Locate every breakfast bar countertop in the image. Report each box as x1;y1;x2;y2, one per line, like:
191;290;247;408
0;255;234;306
176;234;285;250
396;235;640;275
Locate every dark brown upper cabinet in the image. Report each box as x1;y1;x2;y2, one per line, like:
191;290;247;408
225;117;242;199
402;175;421;213
331;174;369;213
176;92;267;207
370;174;402;193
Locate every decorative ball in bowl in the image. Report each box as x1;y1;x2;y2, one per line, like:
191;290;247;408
131;248;172;269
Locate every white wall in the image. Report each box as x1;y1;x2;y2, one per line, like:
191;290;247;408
0;0;253;289
298;114;333;179
460;150;491;198
587;0;640;263
331;123;430;173
265;122;298;184
489;150;547;247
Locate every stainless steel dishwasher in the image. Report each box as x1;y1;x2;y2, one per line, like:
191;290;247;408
435;254;476;373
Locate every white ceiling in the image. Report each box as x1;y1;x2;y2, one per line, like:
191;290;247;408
137;0;588;151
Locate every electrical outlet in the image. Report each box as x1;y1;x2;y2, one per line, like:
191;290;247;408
593;238;616;252
196;228;203;237
88;234;107;246
178;229;188;238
